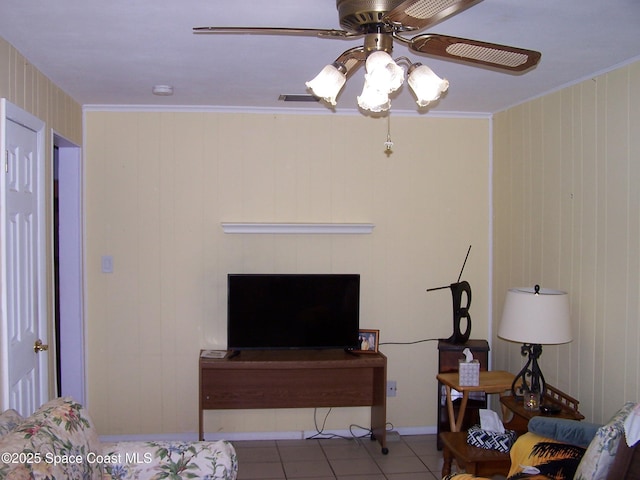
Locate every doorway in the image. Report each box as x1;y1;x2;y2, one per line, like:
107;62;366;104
52;133;85;404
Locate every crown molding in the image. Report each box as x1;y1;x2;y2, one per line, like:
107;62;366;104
81;104;492;119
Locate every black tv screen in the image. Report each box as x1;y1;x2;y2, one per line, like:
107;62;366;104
227;274;360;351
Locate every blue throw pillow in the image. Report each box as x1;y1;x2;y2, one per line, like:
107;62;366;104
528;416;601;448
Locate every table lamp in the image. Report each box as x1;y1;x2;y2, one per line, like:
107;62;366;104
498;285;571;400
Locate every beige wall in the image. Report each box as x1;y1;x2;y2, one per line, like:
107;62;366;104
492;60;640;423
84;111;490;436
0;35;83;398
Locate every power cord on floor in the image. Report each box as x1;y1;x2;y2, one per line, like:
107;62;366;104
305;411;398;441
305;408;373;441
305;341;440;442
379;337;440;346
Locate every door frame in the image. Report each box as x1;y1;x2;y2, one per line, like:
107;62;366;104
0;98;48;411
52;132;85;404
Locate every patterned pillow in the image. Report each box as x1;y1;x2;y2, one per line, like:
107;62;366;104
0;409;24;438
623;402;640;446
574;401;637;480
0;397;103;479
508;431;585;480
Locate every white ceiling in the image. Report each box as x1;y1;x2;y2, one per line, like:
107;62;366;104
1;0;639;115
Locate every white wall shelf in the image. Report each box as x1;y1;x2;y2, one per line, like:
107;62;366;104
221;223;375;235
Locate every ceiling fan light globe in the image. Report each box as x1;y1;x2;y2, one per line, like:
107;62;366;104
305;64;347;106
357;79;390;112
365;51;404;93
407;64;449;106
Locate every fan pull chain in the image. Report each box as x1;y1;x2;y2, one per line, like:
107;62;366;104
384;114;394;154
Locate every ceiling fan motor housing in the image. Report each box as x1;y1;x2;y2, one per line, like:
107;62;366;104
337;0;405;32
364;32;394;53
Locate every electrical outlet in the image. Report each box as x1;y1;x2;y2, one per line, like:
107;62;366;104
387;380;397;397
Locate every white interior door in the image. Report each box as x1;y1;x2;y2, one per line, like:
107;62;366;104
0;99;48;416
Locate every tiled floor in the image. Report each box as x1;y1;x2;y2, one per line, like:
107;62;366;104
233;432;506;480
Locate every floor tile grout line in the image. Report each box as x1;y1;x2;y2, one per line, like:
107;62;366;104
235;434;446;479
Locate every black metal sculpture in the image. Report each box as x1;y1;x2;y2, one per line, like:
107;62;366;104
427;245;472;344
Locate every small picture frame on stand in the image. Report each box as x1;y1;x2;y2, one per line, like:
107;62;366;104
356;329;379;353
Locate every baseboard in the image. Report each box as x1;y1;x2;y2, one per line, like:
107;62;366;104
99;432;200;443
100;425;438;443
395;425;438;436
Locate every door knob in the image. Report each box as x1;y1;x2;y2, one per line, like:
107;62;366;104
34;339;49;353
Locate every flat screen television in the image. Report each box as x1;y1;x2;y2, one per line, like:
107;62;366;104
227;274;360;351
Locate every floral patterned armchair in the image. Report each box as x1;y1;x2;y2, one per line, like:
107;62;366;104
0;397;237;480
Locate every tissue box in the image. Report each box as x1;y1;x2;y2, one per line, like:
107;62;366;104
467;425;517;453
458;359;480;386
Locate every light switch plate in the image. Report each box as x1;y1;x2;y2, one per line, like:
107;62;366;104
101;255;113;273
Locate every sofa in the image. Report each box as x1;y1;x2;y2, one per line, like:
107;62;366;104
0;397;238;479
444;401;640;480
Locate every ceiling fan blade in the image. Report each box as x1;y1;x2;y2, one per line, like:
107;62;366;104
385;0;483;31
409;34;541;72
193;26;359;38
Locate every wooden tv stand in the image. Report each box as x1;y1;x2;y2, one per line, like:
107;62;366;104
199;349;388;453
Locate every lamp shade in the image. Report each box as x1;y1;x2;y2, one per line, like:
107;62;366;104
357;78;391;112
498;287;572;345
364;51;404;94
407;63;449;107
305;64;347;106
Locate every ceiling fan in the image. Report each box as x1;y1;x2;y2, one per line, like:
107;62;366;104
194;0;542;112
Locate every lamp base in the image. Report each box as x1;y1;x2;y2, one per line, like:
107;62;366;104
510;343;546;398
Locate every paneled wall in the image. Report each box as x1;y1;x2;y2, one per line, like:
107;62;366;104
492;60;640;423
84;111;491;436
0;36;82;145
